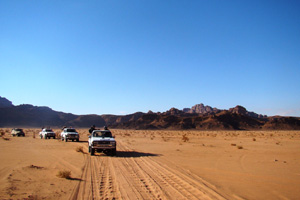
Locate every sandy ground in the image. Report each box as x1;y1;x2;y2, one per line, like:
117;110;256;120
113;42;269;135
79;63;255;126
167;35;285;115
0;128;299;200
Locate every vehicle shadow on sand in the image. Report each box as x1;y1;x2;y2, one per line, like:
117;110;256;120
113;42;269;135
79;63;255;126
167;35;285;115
60;140;88;143
116;151;160;158
68;177;82;181
76;140;88;143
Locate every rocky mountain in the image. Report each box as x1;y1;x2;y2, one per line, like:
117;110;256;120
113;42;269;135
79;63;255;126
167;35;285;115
163;108;185;116
229;105;267;119
183;103;220;114
0;96;13;108
0;103;106;128
111;109;300;130
0;97;299;130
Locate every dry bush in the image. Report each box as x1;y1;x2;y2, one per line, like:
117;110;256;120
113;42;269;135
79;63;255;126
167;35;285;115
0;129;5;137
7;185;17;197
2;136;10;141
182;134;189;142
4;129;10;134
231;143;237;146
162;136;169;142
150;135;155;140
32;132;36;139
27;194;38;200
124;133;131;137
56;132;61;139
57;170;71;179
252;138;256;141
237;145;243;149
76;146;84;153
28;165;43;169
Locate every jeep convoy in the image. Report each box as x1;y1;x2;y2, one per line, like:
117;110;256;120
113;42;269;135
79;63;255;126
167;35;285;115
61;128;79;142
39;128;56;139
13;126;117;157
88;130;117;156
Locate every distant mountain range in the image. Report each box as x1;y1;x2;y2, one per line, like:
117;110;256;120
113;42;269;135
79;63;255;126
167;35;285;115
0;96;299;130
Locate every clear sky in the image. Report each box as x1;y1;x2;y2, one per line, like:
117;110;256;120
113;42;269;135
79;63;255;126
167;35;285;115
1;0;299;116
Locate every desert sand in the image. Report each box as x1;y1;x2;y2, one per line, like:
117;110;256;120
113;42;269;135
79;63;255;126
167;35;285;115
0;128;299;200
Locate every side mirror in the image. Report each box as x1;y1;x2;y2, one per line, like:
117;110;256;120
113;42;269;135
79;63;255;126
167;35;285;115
88;135;91;138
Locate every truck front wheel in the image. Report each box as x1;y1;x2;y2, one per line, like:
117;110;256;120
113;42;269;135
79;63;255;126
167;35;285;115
111;148;117;156
90;148;95;156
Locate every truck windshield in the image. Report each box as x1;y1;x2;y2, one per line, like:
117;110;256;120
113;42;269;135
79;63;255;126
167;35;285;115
46;129;52;132
66;129;76;132
93;131;112;138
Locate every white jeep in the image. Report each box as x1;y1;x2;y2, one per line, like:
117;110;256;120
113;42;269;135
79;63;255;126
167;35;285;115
61;128;79;142
11;128;25;137
39;128;56;139
88;130;116;156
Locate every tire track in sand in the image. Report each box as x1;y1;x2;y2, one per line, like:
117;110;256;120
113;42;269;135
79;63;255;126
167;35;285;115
71;141;228;200
69;152;102;200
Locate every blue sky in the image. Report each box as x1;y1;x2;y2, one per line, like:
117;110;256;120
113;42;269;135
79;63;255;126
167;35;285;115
1;0;299;116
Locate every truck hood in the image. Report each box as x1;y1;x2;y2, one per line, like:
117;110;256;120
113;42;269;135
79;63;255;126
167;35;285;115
92;137;116;142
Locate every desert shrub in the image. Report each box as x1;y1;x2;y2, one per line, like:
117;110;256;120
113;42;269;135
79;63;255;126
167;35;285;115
0;130;5;137
237;145;243;149
150;135;155;140
27;194;38;200
56;132;61;139
2;136;10;141
162;136;169;142
231;143;237;146
252;138;256;141
182;134;189;142
76;146;84;153
57;170;71;179
32;132;36;139
28;165;43;169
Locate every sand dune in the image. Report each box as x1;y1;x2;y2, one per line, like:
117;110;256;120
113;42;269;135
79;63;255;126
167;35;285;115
0;129;299;199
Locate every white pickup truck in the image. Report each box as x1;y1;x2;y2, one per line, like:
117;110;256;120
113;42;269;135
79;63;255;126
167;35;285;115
11;128;25;137
61;128;79;142
39;128;56;139
88;130;116;156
